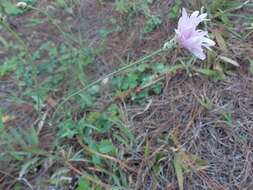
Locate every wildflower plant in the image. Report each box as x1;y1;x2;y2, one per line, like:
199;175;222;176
53;7;216;115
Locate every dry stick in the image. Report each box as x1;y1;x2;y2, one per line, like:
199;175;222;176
66;162;111;189
196;170;226;190
77;138;136;173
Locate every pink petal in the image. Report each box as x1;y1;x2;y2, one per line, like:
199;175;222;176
191;11;199;18
191;48;206;60
198;13;207;20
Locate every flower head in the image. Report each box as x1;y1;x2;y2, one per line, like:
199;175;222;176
175;8;215;60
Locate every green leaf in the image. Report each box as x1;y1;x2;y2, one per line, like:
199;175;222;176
55;0;65;8
77;93;94;108
153;63;166;73
168;0;181;19
0;57;19;77
137;64;149;72
142;15;162;34
87;85;100;95
59;119;77;138
214;31;227;52
98;140;115;154
144;141;150;159
0;109;3;131
2;1;23;15
19;158;39;178
115;0;130;14
195;68;224;80
99;28;111;39
249;59;253;76
152;84;162;94
77;178;91;190
173;154;184;190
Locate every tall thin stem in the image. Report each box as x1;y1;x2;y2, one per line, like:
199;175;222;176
52;46;174;118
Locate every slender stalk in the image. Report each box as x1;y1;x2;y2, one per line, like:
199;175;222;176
52;46;173;118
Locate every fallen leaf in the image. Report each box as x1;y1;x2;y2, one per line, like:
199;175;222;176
219;56;240;67
214;31;227;52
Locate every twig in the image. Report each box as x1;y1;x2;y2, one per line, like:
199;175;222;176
77;138;136;173
66;162;111;189
17;177;34;190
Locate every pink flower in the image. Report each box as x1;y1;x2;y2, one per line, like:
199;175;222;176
175;8;215;60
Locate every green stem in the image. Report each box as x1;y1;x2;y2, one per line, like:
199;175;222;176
52;47;172;118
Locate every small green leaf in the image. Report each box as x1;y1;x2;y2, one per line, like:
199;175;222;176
137;64;149;72
142;15;162;34
115;0;130;14
0;109;4;131
153;63;166;73
88;85;100;95
0;57;19;77
144;141;150;159
98;140;115;154
3;1;23;15
77;178;91;190
152;84;162;94
55;0;65;8
19;158;39;178
249;59;253;76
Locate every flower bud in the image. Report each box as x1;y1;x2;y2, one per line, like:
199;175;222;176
102;78;109;84
16;2;28;9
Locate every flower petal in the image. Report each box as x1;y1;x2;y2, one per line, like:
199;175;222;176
198;13;207;20
191;48;206;60
191;11;199;18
